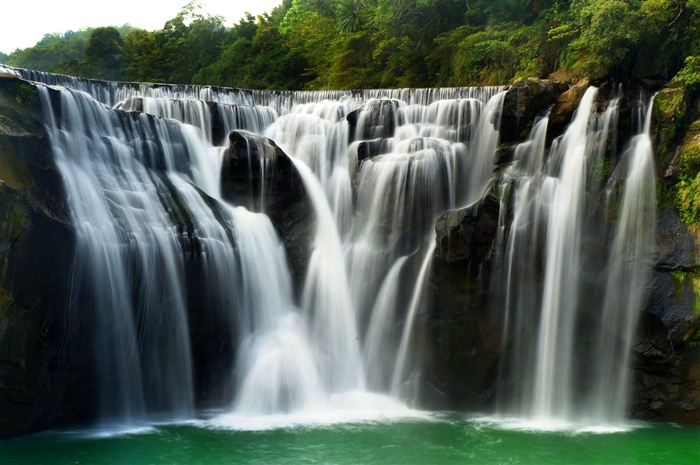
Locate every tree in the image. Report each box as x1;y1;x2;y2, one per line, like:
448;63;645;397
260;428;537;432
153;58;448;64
81;27;124;80
558;0;642;79
152;1;227;83
121;28;162;82
195;13;309;89
7;30;92;72
280;0;340;88
635;0;700;79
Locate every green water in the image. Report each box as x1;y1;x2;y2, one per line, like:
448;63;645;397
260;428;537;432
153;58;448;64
1;414;698;465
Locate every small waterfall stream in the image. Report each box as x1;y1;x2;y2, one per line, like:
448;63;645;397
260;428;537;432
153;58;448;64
3;65;658;431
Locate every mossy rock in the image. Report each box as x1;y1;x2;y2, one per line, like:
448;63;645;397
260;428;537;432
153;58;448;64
678;121;700;179
653;83;689;163
0;75;89;438
671;118;700;226
547;78;590;136
500;77;568;143
0;75;43;129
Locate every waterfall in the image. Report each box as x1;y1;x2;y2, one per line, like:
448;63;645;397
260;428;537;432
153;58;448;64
587;96;657;423
531;88;597;421
37;85;199;423
17;68;506;428
494;87;657;427
292;158;366;395
6;66;658;431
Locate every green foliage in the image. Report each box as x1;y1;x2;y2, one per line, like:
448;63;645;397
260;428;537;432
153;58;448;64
196;12;309;90
328;31;379;89
280;4;338;88
564;0;641;79
4;0;700;89
7;30;92;72
81;27;125;80
455;29;517;84
634;1;700;79
335;0;371;32
429;21;546;86
676;55;700;89
120;29;161;82
155;1;228;84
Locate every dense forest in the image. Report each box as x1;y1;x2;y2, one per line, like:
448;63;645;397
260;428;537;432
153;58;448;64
2;0;699;89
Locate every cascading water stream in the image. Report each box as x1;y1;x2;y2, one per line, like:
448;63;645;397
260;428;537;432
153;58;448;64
37;85;199;423
495;115;550;416
531;87;598;421
228;205;325;415
587;96;657;423
291;158;366;395
494;87;658;428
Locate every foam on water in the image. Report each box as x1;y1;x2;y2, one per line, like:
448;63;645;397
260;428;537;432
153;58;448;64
472;415;637;434
209;392;430;431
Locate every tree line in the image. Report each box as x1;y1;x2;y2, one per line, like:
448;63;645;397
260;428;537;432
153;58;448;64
3;0;699;89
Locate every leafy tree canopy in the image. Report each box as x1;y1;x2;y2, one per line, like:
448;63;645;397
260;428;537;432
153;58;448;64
4;0;699;88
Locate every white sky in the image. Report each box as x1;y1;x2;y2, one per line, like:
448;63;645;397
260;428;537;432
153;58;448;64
0;0;284;55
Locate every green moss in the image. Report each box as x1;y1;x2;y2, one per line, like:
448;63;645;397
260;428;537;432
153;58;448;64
0;139;35;191
669;270;700;315
653;85;688;159
588;155;610;189
675;172;700;226
0;77;40;109
670;269;687;298
678;142;700;180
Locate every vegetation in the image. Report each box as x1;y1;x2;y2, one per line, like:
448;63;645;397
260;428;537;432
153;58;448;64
1;0;698;89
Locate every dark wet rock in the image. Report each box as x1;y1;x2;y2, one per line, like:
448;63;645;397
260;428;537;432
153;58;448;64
646;271;699;347
654;206;698;270
500;78;567;144
434;195;501;266
221;130;314;287
652;82;691;166
494;145;517;166
346;99;403;142
420;195;502;410
0;75;92;437
632;312;700;424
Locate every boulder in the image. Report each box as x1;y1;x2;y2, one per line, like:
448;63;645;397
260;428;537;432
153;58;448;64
221;130;314;288
632;309;700;424
346;99;403;142
500;78;567;144
646;270;699;346
654;206;698;270
630;201;700;424
434;195;501;266
547;78;591;136
652;82;691;168
420;195;503;410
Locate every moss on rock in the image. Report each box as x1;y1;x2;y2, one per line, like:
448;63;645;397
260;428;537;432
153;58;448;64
671;117;700;226
653;83;689;164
